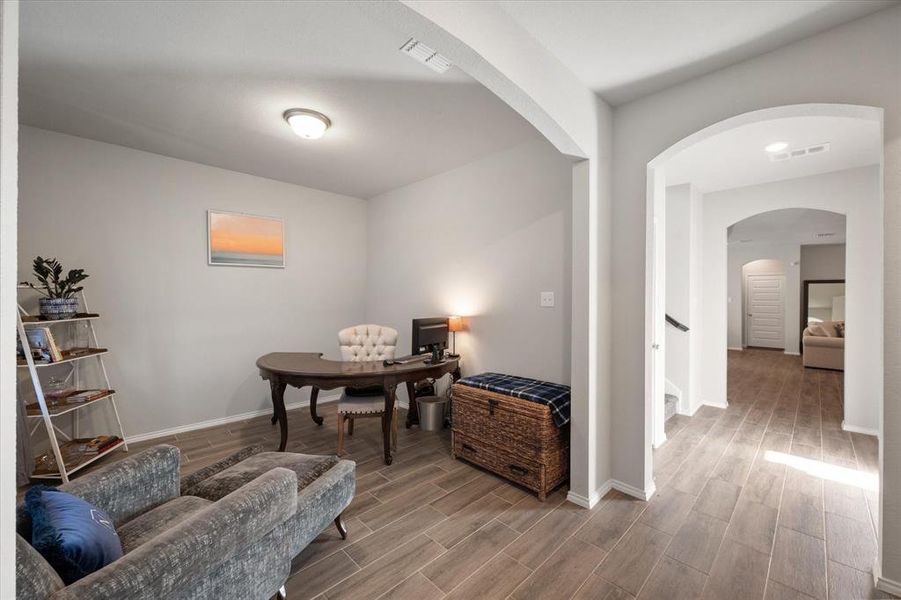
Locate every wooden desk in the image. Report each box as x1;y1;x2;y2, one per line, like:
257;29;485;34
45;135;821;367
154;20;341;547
256;352;460;464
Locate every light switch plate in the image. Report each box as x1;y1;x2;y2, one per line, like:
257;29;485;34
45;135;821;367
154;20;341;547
540;291;555;308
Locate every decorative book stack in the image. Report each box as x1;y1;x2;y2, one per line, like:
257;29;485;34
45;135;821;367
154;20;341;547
16;287;128;483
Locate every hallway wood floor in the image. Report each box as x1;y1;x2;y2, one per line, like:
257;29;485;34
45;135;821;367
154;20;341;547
93;349;891;599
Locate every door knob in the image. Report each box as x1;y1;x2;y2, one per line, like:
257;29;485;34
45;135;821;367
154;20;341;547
652;343;660;350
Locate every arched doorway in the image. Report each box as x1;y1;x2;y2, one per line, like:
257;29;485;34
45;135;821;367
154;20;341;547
356;1;608;507
645;104;883;494
728;210;847;355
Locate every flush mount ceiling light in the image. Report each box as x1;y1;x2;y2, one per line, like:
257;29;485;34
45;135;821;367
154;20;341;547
764;141;789;153
283;108;331;140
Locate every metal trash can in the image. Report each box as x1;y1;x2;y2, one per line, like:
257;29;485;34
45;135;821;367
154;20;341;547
416;395;447;431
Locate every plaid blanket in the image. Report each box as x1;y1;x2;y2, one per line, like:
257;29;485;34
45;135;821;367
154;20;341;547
456;372;571;427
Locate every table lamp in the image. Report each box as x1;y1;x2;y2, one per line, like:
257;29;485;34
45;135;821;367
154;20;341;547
447;316;463;357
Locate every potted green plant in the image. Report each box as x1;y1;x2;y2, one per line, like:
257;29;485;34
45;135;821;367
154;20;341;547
25;257;89;320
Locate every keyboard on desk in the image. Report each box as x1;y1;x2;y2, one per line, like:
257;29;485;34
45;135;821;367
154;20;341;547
383;354;430;366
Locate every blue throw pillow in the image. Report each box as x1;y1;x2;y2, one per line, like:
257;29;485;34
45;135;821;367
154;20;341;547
25;485;124;584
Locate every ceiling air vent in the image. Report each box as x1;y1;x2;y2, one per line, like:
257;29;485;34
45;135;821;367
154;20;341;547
769;142;831;162
815;232;836;239
400;38;452;74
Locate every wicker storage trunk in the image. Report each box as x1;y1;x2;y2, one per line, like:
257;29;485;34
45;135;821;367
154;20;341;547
451;383;569;501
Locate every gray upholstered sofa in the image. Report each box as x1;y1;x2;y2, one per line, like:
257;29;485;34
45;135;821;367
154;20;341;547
16;444;355;599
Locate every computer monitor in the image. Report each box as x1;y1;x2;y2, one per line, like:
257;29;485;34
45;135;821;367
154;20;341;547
412;317;449;355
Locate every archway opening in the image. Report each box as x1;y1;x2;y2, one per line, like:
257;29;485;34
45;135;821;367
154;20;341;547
646;105;883;512
729;209;847;356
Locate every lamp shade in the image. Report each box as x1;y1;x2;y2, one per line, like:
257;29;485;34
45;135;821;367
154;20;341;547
447;316;463;332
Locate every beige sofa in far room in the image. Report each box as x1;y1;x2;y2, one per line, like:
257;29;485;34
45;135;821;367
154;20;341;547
802;320;844;371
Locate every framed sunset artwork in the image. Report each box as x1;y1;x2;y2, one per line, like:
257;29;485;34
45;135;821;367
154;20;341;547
208;210;285;268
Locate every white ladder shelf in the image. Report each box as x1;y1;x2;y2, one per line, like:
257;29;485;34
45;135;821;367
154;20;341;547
17;287;128;483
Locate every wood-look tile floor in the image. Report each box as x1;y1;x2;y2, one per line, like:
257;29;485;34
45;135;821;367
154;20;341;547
35;349;893;599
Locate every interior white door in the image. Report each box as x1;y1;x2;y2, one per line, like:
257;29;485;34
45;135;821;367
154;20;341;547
746;274;785;349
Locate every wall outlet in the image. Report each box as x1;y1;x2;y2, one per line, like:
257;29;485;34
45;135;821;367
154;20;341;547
540;291;555;308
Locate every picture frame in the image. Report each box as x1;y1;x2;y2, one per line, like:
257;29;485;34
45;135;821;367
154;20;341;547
17;326;61;363
207;209;285;268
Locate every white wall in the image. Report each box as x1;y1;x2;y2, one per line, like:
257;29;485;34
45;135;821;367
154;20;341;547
727;247;799;351
801;243;846;281
17;127;368;438
365;139;573;401
801;244;847;324
687;184;704;418
361;1;612;507
612;12;900;577
665;185;690;408
832;295;846;321
664;184;702;417
701;167;880;432
727;242;847;352
0;0;18;594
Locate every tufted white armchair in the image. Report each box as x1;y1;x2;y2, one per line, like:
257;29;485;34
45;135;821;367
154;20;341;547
335;324;399;455
338;324;398;362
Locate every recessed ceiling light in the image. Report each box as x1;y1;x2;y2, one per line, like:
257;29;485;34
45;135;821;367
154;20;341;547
764;141;788;153
283;108;331;140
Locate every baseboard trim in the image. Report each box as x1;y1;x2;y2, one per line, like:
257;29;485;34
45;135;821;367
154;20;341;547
703;401;729;409
727;346;744;351
677;402;702;417
783;350;800;356
652;433;668;450
567;479;612;509
576;478;662;503
876;577;901;596
874;562;901;595
611;479;656;501
126;392;342;443
842;421;880;438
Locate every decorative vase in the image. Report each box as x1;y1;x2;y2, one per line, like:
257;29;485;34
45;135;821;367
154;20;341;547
39;297;78;320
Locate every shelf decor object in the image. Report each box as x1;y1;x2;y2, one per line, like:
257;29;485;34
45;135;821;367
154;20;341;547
22;256;90;320
17;286;128;483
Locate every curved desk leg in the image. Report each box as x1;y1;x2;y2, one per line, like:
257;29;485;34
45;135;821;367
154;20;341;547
309;386;324;426
404;380;418;429
383;384;397;465
270;377;289;452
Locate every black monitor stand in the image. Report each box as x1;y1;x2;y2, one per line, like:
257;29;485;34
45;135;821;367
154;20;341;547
426;344;443;364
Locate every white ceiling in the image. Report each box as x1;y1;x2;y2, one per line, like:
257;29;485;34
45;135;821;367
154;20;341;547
19;1;542;198
665;116;882;193
728;208;846;246
495;0;894;105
